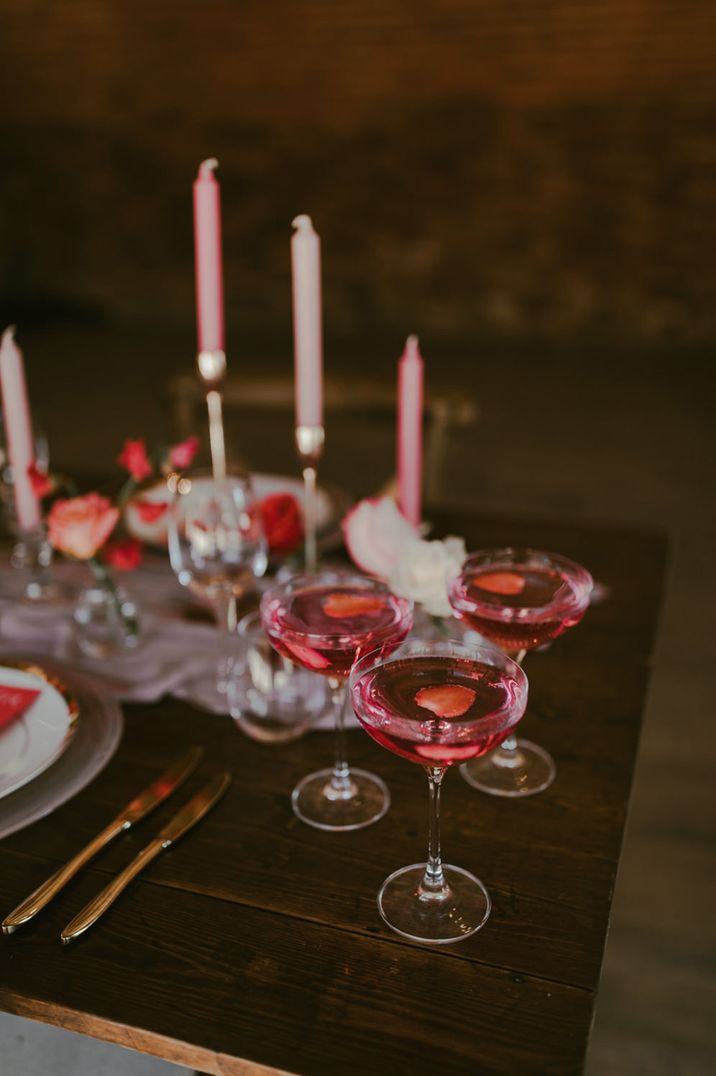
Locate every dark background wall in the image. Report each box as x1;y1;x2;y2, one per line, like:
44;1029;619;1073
1;8;715;1074
2;0;714;351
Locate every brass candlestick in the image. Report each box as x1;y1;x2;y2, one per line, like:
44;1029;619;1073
197;349;227;481
295;424;325;573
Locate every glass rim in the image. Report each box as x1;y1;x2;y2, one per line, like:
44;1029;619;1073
259;568;414;647
450;546;593;620
349;636;529;707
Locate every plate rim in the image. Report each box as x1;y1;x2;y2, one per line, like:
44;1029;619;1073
0;661;80;800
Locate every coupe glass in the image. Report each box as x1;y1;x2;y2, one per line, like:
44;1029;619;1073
168;469;268;712
261;568;413;831
350;638;528;944
449;548;593;796
227;611;329;743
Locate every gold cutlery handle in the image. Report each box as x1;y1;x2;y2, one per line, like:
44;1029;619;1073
60;837;166;944
2;817;127;934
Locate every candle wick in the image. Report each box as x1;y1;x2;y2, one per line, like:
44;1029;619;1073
199;158;219;177
292;214;314;235
405;334;421;360
1;325;16;346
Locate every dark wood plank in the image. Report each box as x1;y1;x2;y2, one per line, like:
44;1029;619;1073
0;851;592;1076
0;512;667;1073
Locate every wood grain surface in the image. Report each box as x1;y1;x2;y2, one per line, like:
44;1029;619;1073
0;510;667;1075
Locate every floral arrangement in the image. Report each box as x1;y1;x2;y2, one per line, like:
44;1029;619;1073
27;436;202;641
31;436;200;572
342;495;465;617
32;435;305;566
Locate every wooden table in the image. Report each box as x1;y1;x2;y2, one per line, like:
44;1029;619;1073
0;511;667;1075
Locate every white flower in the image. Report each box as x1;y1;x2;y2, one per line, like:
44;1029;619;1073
388;535;466;617
342;496;418;579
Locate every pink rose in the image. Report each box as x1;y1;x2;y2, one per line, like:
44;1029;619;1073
169;435;199;470
102;537;143;572
259;492;304;556
48;494;119;560
342;496;419;579
118;439;153;481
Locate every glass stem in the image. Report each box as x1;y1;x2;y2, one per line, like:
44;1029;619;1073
328;677;355;798
419;767;449;899
302;464;317;573
215;591;237;692
498;649;528;754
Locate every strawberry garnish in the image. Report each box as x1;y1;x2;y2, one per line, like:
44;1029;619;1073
416;743;478;761
415;685;476;718
283;640;332;671
322;592;386;619
474;571;526;595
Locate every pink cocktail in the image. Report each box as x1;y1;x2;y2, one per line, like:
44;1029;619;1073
449;548;593;797
261;570;413;831
351;640;528;944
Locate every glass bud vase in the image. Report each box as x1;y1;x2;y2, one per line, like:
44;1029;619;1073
73;574;141;659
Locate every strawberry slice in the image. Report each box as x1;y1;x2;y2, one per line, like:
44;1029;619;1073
283;640;332;670
0;685;41;731
322;592;386;619
415;685;476;718
416;743;477;761
474;571;526;595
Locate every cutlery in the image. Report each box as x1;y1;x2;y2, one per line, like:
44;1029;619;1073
2;745;203;934
61;771;231;944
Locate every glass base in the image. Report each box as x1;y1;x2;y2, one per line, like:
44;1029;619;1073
378;863;491;944
460;738;556;797
291;767;390;832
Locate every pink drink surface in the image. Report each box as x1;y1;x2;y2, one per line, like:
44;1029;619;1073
352;655;525;766
263;584;410;679
455;565;588;652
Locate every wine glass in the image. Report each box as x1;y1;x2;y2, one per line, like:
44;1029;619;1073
350;638;528;944
168;469;268;712
260;568;413;831
449;548;593;796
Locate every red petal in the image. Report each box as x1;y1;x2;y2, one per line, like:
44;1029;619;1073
474;571;526;595
415;685;476;718
134;499;169;524
283;640;332;670
322;593;386;618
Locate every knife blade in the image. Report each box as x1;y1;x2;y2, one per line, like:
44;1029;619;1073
2;745;203;934
61;771;231;944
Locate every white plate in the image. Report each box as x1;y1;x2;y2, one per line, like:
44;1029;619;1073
124;472;335;548
0;665;74;799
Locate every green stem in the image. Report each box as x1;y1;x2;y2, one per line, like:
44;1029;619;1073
88;556;139;640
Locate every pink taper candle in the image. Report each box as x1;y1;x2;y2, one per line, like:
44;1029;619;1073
291;215;323;429
0;327;41;531
397;334;424;527
193;159;225;354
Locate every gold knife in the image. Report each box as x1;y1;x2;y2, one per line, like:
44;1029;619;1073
61;771;231;944
2;745;203;934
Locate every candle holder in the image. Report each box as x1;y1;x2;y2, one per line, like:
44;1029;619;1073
196;349;227;482
295;425;325;574
12;526;60;604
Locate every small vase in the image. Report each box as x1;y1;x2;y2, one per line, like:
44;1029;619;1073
73;574;141;659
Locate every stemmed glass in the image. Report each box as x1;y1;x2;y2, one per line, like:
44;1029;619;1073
350;638;528;944
449;548;593;796
261;568;413;831
168;469;268;712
